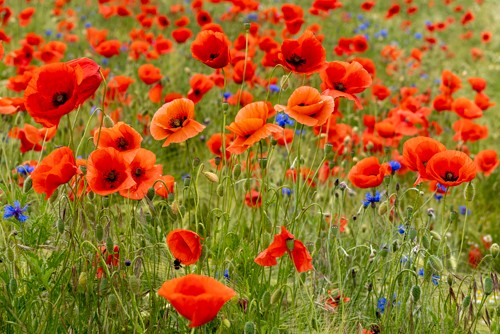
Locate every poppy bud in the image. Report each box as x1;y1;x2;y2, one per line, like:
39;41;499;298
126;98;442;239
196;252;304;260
464;182;475;202
192;157;201;168
462;295;471;308
244;321;256;334
78;272;88;289
271;288;283;304
324;143;333;154
232;164;241;179
57;219;65;234
222;102;229;111
222;319;231;328
129;276;141;294
217;184;224;197
183;176;191;187
95;224;104;241
427;255;444;273
203;171;219;183
430;231;442;242
484;277;493;295
23;176;32;192
147;187;155;200
104;116;115;128
407;228;417;241
422;234;430;249
243;23;251;32
285;238;295;252
378;201;388;215
108;294;119;313
490;243;500;258
411;285;421;302
259;158;267;169
9;278;18;295
214;156;221;166
106;237;114;257
261;291;271;307
447;275;453;286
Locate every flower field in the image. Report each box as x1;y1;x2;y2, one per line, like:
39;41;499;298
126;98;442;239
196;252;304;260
1;0;500;333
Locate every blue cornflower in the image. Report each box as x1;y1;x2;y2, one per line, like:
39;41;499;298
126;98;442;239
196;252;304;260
400;256;408;264
3;201;28;222
269;84;280;93
431;275;440;285
414;32;423;39
389;160;401;173
420;73;429;79
224;269;230;280
84;22;91;28
357;14;364;21
436;183;447;192
45;30;53;37
458;205;471;216
276;113;294;128
56;33;63;39
101;58;109;66
363;191;381;208
16;164;35;176
359;23;369;31
282;187;292;196
434;194;443;201
398;224;406;235
246;13;258;22
377;297;387;313
223;91;232;100
418;268;424;277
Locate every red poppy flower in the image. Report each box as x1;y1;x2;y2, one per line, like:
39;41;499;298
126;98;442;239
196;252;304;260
158;274;236;328
206;133;233;160
172;27;193;43
150;98;205;147
451;97;482;119
187;74;214;104
138;63;162;85
191;30;230;69
245;189;262;207
226;101;281;154
320;61;372;109
255;226;313;273
348;157;391;189
474;150;499;176
31;146;78;199
278;30;326;74
166;229;202;266
467;77;486;93
94;122;143;161
94;40;121;58
8;124;57;153
440;70;461;95
425;150;477;187
154;175;175;198
402;136;446;183
119;148;162;200
95;244;119;279
275;86;334;127
452;119;488;142
468;246;482;268
86;147;136;196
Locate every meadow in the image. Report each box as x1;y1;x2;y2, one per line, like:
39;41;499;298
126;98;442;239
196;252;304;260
1;0;500;333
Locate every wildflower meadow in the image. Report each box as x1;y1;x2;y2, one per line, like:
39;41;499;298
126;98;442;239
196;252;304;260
1;0;500;333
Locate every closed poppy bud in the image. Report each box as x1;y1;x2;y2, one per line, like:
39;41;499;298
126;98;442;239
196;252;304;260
23;176;32;192
484;277;493;296
427;255;443;273
411;285;421;302
464;182;475;202
490;243;500;258
203;171;219;183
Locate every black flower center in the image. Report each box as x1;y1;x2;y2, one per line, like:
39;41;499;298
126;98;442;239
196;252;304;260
52;92;69;107
170;116;187;128
209;53;219;60
116;137;129;150
444;171;458;182
105;170;118;184
134;168;143;178
334;82;346;92
286;54;306;67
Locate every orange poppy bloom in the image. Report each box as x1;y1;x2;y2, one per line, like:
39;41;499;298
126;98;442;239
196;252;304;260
150;98;205;147
8;124;56;153
320;61;372;109
138;63;162;85
474;150;499;176
154;175;175;198
425;150;476;187
31;146;78;199
191;30;230;69
86;147;136;196
255;226;313;273
440;70;461;95
158;274;236;328
186;73;214;104
226;101;281;154
451;97;482;119
452;119;488;142
94;40;121;58
94;122;143;161
278;30;326;74
166;229;202;266
402;136;446;183
275;86;334;127
119;149;162;200
468;77;486;93
348;157;391;188
206;133;233;160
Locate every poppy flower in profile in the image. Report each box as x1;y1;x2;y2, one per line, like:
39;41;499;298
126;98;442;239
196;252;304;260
166;229;202;266
425;150;477;187
8;124;57;153
138;63;163;85
94;40;121;58
206;133;233;160
154;175;175;198
94;122;143;161
191;30;230;69
86;147;136;196
402;136;446;183
474;150;499;176
119;148;163;200
186;73;214;104
348;157;391;189
451;97;482;119
275;86;334;127
255;226;313;273
31;147;78;199
150;98;205;147
226;102;281;154
320;61;372;109
468;77;486;93
66;57;103;104
245;189;262;207
158;274;236;328
172;27;193;43
440;70;461;95
278;30;326;74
